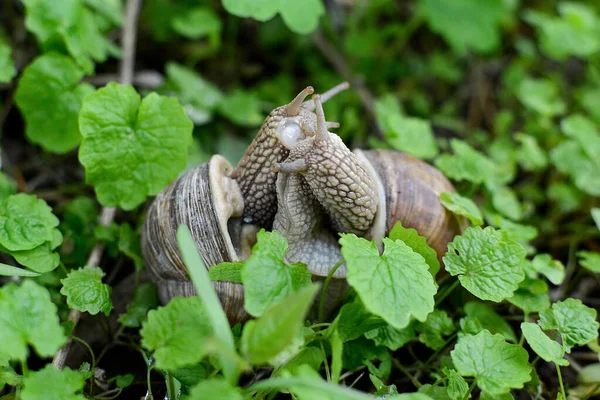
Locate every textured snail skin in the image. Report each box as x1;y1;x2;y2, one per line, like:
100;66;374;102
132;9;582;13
233;89;317;229
273;172;342;277
277;95;379;237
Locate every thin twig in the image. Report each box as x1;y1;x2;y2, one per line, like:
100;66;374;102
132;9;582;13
52;0;142;369
119;0;142;87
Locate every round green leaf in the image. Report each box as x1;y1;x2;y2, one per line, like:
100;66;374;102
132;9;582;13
21;364;85;400
78;82;193;210
443;226;526;302
14;53;94;153
451;330;532;394
0;194;59;252
340;235;436;329
60;266;113;316
538;298;599;352
0;280;66;361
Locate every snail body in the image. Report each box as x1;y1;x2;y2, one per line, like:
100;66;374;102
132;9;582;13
141;84;461;325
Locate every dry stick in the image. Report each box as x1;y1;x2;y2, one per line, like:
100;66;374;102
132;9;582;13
310;29;383;139
52;0;142;369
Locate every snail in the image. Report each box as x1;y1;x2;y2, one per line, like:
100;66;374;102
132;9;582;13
141;84;461;325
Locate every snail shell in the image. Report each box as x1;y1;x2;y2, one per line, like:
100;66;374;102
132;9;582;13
358;149;460;260
141;155;254;325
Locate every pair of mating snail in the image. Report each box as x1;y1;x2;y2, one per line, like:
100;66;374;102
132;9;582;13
141;83;461;325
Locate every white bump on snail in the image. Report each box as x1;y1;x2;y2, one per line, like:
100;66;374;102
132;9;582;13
277;118;304;149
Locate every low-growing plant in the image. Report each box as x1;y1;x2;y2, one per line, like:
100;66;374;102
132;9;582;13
0;0;599;399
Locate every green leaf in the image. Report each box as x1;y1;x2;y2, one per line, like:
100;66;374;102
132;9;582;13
22;0;119;73
222;0;325;35
443;368;468;400
329;301;386;343
21;365;85;400
517;78;566;118
443;226;526;302
418;384;451;399
0;39;16;83
0;280;66;361
78;82;193;210
578;251;600;273
365;325;416;351
370;374;399;398
177;224;237;381
419;0;507;53
531;253;565;285
451;330;532;394
515;133;548;171
0;194;59;252
464;302;517;343
115;373;134;388
507;278;550;313
15;53;93;153
242;230;312;317
330;328;343;383
388;221;440;276
60;196;99;266
561;114;600;163
439;192;483;226
490;187;523;221
249;374;374;400
384;115;439;160
218;89;264;126
140;297;212;370
241;284;319;365
118;282;159;328
185;377;243;400
415;310;455;350
172;7;222;41
521;322;568;366
60;266;113;316
8;229;63;273
538;298;599;352
435;139;496;185
340;235;436;329
164;62;223;125
0;173;16;202
0;263;40;277
547;182;583;213
0;363;20;391
550;140;600;196
118;223;143;268
480;392;514;400
524;3;600;61
209;262;243;283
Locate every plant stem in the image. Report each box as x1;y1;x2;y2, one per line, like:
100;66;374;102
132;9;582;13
582;382;600;400
392;359;421;388
465;379;477;399
318;259;344;322
435;279;460;306
518;312;529;346
165;371;177;400
320;341;331;382
556;363;567;400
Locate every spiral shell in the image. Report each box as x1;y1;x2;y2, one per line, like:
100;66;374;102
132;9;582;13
141;155;250;325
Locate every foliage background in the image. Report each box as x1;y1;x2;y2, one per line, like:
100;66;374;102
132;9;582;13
0;0;599;399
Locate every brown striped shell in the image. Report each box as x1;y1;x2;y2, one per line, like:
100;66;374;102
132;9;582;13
358;149;461;260
141;155;253;325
